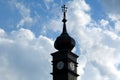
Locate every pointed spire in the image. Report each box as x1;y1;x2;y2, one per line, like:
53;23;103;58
62;5;67;34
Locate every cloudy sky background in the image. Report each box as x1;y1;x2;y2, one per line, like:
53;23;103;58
0;0;120;80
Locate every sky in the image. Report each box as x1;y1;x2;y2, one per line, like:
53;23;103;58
0;0;120;80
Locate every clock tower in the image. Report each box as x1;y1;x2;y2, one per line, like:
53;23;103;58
51;5;79;80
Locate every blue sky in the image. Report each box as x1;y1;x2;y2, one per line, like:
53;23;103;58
0;0;120;80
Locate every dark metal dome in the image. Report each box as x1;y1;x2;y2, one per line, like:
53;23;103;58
54;31;75;51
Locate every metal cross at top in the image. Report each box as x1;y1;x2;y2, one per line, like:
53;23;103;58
61;5;67;33
62;5;67;13
62;5;67;22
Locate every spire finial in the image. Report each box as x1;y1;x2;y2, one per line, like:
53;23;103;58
62;5;67;22
61;5;67;34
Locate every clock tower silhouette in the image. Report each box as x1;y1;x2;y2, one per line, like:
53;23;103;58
51;5;79;80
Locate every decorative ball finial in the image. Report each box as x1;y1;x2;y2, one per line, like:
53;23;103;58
54;5;76;51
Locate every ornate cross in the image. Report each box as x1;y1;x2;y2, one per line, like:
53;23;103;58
62;5;67;22
61;5;67;33
62;5;67;13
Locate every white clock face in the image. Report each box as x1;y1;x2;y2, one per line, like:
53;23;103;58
57;61;64;70
69;62;75;71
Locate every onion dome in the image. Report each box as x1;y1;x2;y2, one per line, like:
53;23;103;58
54;5;75;51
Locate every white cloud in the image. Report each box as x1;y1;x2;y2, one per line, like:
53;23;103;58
76;27;120;80
45;19;62;32
10;1;34;28
100;0;120;34
0;28;6;37
68;0;90;11
100;19;109;27
108;14;120;34
115;21;120;33
11;28;35;42
0;28;54;80
108;14;120;21
68;0;91;28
